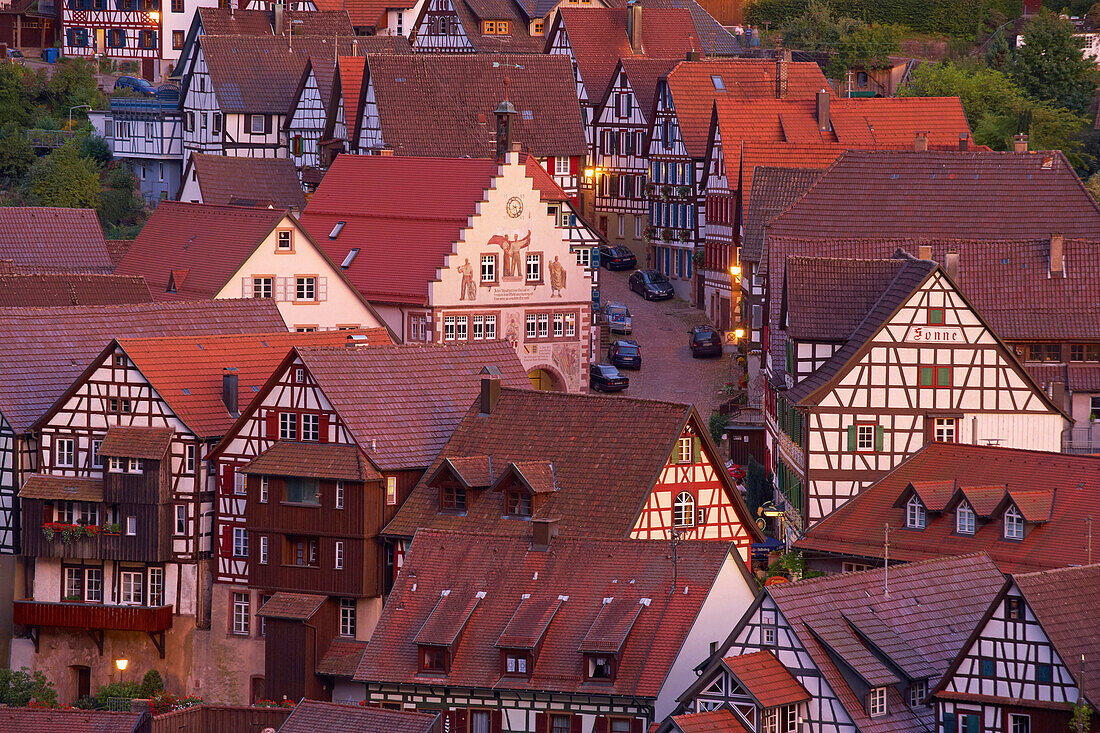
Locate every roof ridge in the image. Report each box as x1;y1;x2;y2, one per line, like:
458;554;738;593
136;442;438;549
771;551;996;593
1013;562;1100;580
496;384;693;410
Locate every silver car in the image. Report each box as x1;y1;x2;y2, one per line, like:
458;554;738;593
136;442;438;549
604;301;632;334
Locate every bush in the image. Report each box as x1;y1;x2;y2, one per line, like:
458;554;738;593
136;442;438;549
708;412;729;444
140;670;164;699
94;680;142;704
0;667;58;707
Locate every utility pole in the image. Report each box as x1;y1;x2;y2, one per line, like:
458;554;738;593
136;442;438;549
670;527;681;595
883;523;890;599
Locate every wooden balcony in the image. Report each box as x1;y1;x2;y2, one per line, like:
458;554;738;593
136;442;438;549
14;601;173;658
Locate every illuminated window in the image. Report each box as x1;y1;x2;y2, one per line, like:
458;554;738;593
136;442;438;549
673;492;695;527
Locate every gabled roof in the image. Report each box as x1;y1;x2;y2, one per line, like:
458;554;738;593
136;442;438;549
316;638;368;678
1013;564;1100;706
579;597;645;654
795;443;1100;574
97;426;174;459
355;529;735;696
313;0;417;27
292;343;529;471
0;299;285;433
415;590;484;646
616;57;680;124
278;700;439;733
782;257;904;342
257;591;326;620
642;0;742;55
197;7;353;36
300;154;570;304
0;709;149;733
670;709;749;733
765;150;1100;241
0;207;113;273
439;0;543;53
739;165;823;265
186;154;306;210
0;274;152;307
241;441;381;481
496;595;563;649
720;650;811;708
435;455;494;488
383;387;763;541
665;59;831;157
552;7;700;104
78;331;388;439
362;53;585;158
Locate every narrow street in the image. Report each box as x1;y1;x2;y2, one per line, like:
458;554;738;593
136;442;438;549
598;268;736;417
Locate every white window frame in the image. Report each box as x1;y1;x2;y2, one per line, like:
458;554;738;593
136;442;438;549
564;313;575;337
444;316;456;341
868;686;887;717
472;315;484;340
386;476;398;506
253;277;273;299
575;247;590;268
174;505;186;535
673;491;695;527
526;314;537;339
909;679;928;707
1004;505;1024;540
250;114;265;134
906;496;926;529
120;570;144;605
335;481;344;509
537;313;549;338
232;527;248;558
485;315;497;340
481;254;496;283
301;413;320;442
55;438;75;468
934;417;957;443
553;313;564;337
1009;714;1030;733
125;515;137;536
335;540;344;569
856;424;875;451
526;253;541;282
259;535;269;564
85;567;103;602
678;436;692;463
148;566;164;607
279;412;297;440
455;316;468;341
295;276;316;302
339;598;356;637
185;444;196;474
554;157;570;175
956;501;975;535
127;458;143;474
109;456;123;473
232;592;250;635
91;439;103;468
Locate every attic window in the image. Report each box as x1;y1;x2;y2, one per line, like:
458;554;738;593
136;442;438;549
505;488;532;517
1003;505;1024;540
341;248;359;269
868;686;887;717
419;645;449;674
329;221;346;240
956;501;975;535
522;110;533;120
440;482;467;513
711;75;724;90
584;654;615;681
905;495;926;529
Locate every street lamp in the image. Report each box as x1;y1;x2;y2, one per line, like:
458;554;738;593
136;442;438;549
115;658;128;686
69;104;91;131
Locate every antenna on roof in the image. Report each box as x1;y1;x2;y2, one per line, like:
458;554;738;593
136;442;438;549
670;527;681;596
883;523;890;598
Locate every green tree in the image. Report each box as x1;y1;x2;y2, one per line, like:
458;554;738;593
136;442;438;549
0;63;34;129
0;667;59;707
0;124;35;181
777;1;901;75
97;162;144;236
1010;11;1098;114
139;669;164;699
42;59;104;124
1085;171;1100;202
23;141;101;209
745;456;771;521
79;134;112;166
1087;3;1100;29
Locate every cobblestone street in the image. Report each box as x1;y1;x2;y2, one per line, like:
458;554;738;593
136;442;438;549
599;269;737;417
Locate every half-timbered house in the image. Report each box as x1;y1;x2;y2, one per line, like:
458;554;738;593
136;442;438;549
645;55;829;298
62;0;163;81
105;94;183;203
350;529;758;728
114;201;388;333
300;147;599;392
176;154;306;209
384;385;762;570
10;330;377;703
409;0;542;54
794;443;1100;576
308;0;422;35
205;343;527;702
767;254;1064;532
671;554;1006;733
932;564;1100;733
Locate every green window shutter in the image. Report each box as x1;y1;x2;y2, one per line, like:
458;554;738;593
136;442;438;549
693;437;702;464
874;425;884;452
847;425;857;451
942;713;956;733
930;308;944;325
919;366;933;386
785;340;794;374
937;366;951;386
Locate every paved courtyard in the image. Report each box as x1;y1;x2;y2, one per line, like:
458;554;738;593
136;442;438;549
598;268;736;417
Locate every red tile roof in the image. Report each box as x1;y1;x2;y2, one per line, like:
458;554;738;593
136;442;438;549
781;257;904;342
795;443;1100;573
316;638;368;678
416;591;484;646
0;274;152;307
617;57;681;124
765;150;1100;241
97;426;174;459
641;0;742;55
312;0;416;27
294;343;529;471
670;709;748;733
279;700;439;733
382;387;761;541
0;207;113;273
241;441;381;481
20;474;104;502
354;530;734;697
665;59;831;157
495;595;563;649
0;709;148;733
363;53;585;158
720;650;811;708
257;592;328;620
739;164;824;266
0;299;285;433
438;0;543;53
300;154;567;304
1013;564;1100;707
188;154;306;210
338;55;366;139
554;7;700;104
103;330;388;438
197;7;353;36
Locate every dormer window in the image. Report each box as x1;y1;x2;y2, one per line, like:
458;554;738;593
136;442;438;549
585;654;615;681
956;501;975;535
1003;505;1024;540
505;489;532;517
905;496;926;529
501;650;531;676
441;483;466;512
908;679;928;707
419;645;449;674
868;686;887;717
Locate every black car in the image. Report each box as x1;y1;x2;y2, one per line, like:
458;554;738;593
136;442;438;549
590;363;629;392
599;244;637;271
629;269;674;300
607;339;642;370
690;325;724;358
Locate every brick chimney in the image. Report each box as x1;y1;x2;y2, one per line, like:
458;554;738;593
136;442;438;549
913;131;928;152
775;48;790;99
531;517;559;551
272;1;284;35
816;89;830;132
945;249;959;281
479;376;501;415
958;133;968;151
1013;133;1028;153
627;0;642;54
222;367;239;417
918;244;932;260
1049;233;1064;277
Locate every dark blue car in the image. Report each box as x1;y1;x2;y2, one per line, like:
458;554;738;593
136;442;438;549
114;76;156;96
607;339;642;370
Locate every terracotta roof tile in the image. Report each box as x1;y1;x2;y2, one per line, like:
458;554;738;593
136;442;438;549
316;638;368;678
0;207;113;273
105;239;133;266
495;595;563;649
440;455;494;488
415;591;484;646
641;0;741;55
110;330;388;438
781;257;904;342
1014;564;1100;706
241;441;380;481
0;274;151;307
0;709;147;733
0;299;285;433
312;0;416;26
338;55;366;136
506;460;556;493
956;485;1006;517
19;474;104;502
97;426;174;459
279;700;438;733
257;591;326;620
670;709;749;733
300;154;567;304
188;154;306;210
795;443;1100;573
355;530;733;697
198;7;353;36
296;342;529;471
739;165;823;265
720;650;811;708
364;53;585;158
444;0;543;53
906;480;956;512
618;57;680;124
1006;488;1054;522
579;597;644;654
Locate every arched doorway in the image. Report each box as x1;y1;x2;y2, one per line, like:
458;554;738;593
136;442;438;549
527;367;564;391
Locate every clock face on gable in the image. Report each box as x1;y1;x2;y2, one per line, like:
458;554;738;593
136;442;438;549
506;196;523;218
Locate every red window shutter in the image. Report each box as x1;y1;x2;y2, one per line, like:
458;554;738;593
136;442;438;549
265;409;277;439
630;718;643;733
455;709;467;731
570;156;579;175
244;114;252;132
319;414;330;443
544;157;555;175
571;714;582;733
263;114;272;134
219;463;234;495
491;710;503;733
593;717;608;733
535;712;548;733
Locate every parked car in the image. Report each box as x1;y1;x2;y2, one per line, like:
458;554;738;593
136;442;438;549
689;324;724;358
5;49;25;65
607;339;642;370
590;363;629;392
114;76;156;96
604;301;632;334
629;269;674;300
599;244;637;271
